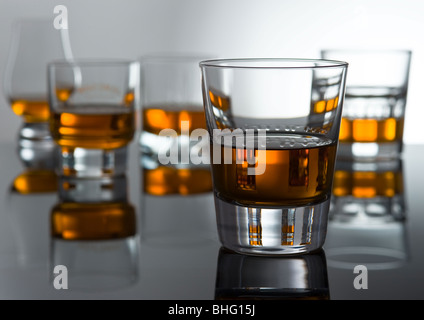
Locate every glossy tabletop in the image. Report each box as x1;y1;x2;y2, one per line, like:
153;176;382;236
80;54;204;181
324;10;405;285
0;138;424;300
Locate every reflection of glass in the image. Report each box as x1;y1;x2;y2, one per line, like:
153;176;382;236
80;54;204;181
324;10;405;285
325;159;408;270
200;58;348;255
215;247;330;300
139;55;213;195
321;50;411;161
140;189;217;246
142;165;213;196
50;175;138;291
48;60;139;177
3;19;74;142
7;139;58;267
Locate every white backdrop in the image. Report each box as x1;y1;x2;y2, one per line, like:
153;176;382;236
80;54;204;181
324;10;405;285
1;0;423;143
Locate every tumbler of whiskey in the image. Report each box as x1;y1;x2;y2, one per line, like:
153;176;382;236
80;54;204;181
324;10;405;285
200;58;348;255
48;60;139;177
139;55;213;195
3;19;74;144
321;50;411;161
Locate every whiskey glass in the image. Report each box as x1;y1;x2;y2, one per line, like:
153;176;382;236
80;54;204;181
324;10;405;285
48;60;139;177
200;58;348;255
321;50;412;161
3;19;74;144
139;55;213;195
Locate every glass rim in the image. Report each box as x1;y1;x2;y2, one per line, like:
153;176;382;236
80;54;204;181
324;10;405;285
321;48;412;56
199;58;348;69
48;59;138;68
139;53;215;63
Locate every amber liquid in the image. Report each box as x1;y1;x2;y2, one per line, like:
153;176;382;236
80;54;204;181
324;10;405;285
142;105;207;135
339;117;404;143
142;106;212;195
333;169;403;198
10;98;50;123
212;137;337;207
312;97;339;114
50;105;135;149
12;169;58;194
143;166;212;196
51;201;136;240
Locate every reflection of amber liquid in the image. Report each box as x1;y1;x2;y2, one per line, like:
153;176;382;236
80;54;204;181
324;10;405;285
10;98;49;123
312;97;339;114
50;105;135;149
208;90;233;129
51;202;136;240
143;166;212;196
339;118;404;143
208;90;230;112
55;88;74;102
143;105;207;135
212;141;337;206
333;169;403;198
12;170;58;194
142;105;212;195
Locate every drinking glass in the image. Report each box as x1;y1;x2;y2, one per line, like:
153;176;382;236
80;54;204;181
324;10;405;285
321;50;412;161
200;58;348;255
139;55;213;195
3;19;74;143
48;60;139;177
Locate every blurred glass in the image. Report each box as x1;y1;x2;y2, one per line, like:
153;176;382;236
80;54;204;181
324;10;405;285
321;50;411;161
48;60;139;177
3;19;74;143
6;137;59;268
139;187;217;246
139;55;213;196
50;174;138;291
325;159;408;270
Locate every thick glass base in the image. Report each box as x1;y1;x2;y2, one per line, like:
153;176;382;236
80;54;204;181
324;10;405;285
337;141;402;161
19;122;52;141
58;146;128;177
214;195;330;256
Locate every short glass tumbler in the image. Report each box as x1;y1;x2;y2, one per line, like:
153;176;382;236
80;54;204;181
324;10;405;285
321;50;411;161
48;60;139;177
139;55;213;195
200;58;348;255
